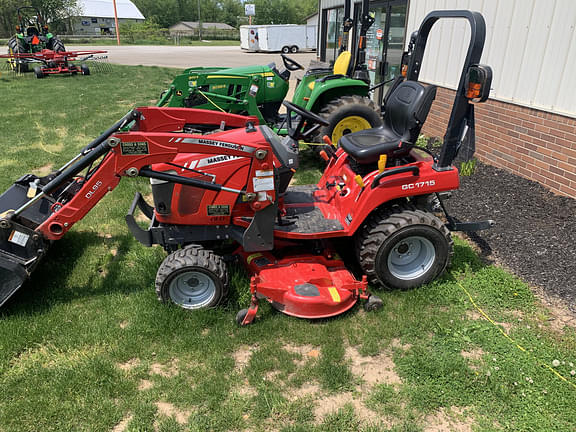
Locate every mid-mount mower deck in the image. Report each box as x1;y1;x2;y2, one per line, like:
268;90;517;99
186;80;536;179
0;11;494;325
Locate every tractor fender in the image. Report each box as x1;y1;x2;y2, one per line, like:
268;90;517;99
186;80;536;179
346;167;460;236
305;79;371;113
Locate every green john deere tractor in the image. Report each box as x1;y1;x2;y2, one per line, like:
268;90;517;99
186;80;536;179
7;6;66;72
158;0;383;144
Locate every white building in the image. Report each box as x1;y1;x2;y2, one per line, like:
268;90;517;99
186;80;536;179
70;0;145;35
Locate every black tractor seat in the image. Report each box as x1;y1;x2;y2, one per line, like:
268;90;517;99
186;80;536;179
340;80;437;164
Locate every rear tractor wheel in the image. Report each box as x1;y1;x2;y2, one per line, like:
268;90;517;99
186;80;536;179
48;37;66;52
156;244;229;310
317;95;383;145
357;207;453;290
7;37;28;73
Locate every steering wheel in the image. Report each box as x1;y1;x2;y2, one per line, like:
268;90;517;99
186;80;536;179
281;53;304;71
282;101;329;140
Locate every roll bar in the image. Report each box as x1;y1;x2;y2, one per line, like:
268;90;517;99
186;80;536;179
406;10;491;169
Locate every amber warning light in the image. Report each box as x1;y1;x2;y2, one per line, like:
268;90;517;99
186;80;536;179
465;65;493;103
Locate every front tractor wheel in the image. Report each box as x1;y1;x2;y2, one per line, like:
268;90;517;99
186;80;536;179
357;208;453;290
318;95;382;145
155;245;229;310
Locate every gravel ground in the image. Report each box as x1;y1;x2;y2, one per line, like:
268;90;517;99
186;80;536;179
445;162;576;309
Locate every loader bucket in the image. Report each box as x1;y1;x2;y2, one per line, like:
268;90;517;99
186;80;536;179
0;256;28;307
0;174;52;308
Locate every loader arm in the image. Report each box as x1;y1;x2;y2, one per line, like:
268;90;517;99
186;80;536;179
30;108;276;241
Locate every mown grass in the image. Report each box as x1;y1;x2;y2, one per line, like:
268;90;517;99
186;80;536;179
0;66;575;431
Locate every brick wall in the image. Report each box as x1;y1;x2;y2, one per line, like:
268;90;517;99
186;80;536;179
421;86;576;198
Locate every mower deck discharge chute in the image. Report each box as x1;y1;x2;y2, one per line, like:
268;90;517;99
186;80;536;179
0;11;494;325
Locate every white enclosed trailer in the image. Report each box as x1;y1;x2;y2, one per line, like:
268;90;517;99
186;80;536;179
240;26;260;51
240;24;316;53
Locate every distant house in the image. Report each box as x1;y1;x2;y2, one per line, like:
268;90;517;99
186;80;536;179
70;0;145;35
169;21;235;36
305;12;318;27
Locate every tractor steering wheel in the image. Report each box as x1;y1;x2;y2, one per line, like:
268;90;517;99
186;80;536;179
282;100;329;140
281;54;304;71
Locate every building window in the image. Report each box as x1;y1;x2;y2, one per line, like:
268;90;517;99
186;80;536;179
324;7;344;64
91;17;98;23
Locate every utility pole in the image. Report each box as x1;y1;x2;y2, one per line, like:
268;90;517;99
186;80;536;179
197;0;202;40
112;0;121;45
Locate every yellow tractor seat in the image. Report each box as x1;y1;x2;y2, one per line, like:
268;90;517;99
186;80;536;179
308;51;352;91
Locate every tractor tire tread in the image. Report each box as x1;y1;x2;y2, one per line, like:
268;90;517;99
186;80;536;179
315;95;382;143
356;204;453;287
7;37;28;72
49;37;66;52
155;244;229;307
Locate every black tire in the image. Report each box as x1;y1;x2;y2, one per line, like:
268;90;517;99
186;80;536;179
356;206;453;290
281;46;290;54
317;95;383;145
7;36;28;73
81;64;90;75
235;308;252;325
156;244;229;310
48;37;66;52
33;66;45;79
363;294;384;312
290;45;298;53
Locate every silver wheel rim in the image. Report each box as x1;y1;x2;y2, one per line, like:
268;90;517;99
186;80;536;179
387;235;436;280
168;270;216;309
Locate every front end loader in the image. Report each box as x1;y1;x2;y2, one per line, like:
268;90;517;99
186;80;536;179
0;11;494;326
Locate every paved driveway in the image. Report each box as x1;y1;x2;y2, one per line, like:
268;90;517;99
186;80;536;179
69;44;317;70
69;45;319;100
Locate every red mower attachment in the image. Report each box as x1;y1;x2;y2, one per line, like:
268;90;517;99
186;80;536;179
236;248;376;325
0;49;107;78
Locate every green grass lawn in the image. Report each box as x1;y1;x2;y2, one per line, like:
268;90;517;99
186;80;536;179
0;66;575;432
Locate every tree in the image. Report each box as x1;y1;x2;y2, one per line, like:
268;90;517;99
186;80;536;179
0;0;79;37
217;0;244;27
249;0;317;25
31;0;80;23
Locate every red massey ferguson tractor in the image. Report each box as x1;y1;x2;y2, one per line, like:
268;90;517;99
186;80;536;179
0;11;493;324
